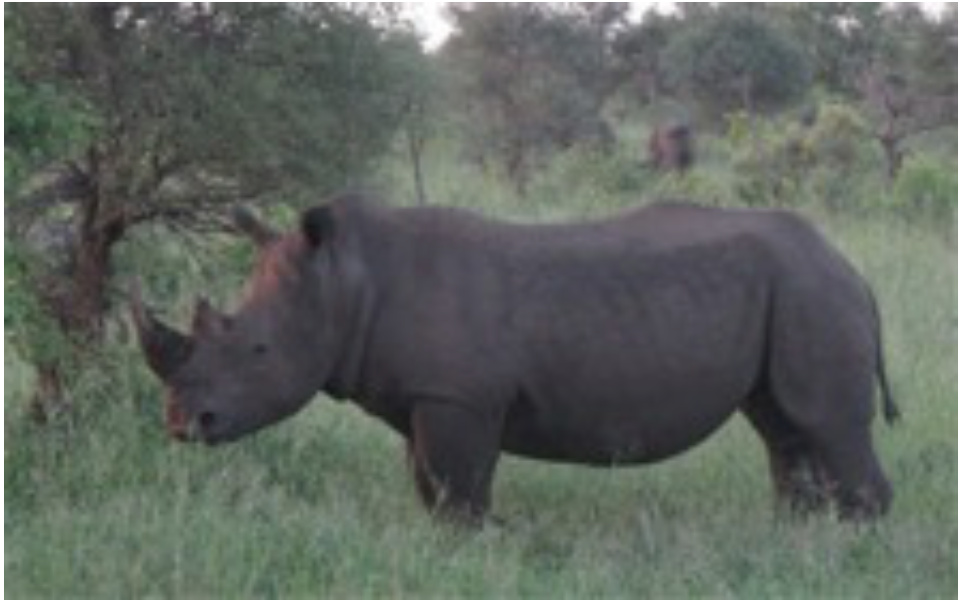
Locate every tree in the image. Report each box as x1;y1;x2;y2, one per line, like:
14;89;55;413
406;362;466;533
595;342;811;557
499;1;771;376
6;13;96;419
443;4;624;193
6;4;415;416
857;5;958;182
612;8;679;105
778;4;888;93
386;33;444;205
663;7;810;116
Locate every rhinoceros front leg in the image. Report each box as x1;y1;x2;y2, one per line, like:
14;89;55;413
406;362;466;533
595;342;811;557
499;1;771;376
409;401;502;526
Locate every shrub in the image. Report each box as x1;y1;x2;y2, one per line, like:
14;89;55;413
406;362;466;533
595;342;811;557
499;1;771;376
893;155;958;233
558;146;651;196
728;113;806;207
728;102;879;209
801;102;873;171
646;170;729;206
5;243;77;374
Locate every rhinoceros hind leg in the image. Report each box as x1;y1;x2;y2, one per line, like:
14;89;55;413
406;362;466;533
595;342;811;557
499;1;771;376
756;388;892;520
807;426;893;520
743;396;831;515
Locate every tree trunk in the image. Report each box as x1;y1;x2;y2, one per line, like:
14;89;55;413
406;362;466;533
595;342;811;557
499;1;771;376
505;140;530;197
879;135;904;185
30;185;125;420
735;74;756;123
69;243;106;334
406;126;428;206
67;217;121;337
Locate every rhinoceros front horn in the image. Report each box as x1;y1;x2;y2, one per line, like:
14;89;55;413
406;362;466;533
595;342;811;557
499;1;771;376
130;281;193;380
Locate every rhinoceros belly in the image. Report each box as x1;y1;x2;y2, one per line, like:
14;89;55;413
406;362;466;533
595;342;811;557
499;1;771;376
500;368;746;466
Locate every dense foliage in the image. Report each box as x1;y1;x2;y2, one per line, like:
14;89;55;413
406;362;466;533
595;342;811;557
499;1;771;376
443;4;625;192
662;8;810;114
6;3;425;416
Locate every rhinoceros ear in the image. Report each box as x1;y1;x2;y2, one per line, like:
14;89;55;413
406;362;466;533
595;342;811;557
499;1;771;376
232;207;277;247
191;297;230;337
301;206;334;248
130;282;193;380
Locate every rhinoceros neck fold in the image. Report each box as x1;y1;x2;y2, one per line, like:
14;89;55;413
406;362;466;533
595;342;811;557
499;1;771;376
321;259;379;403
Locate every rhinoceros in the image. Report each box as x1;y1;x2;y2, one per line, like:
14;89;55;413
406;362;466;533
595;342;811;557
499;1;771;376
132;194;897;523
648;123;694;173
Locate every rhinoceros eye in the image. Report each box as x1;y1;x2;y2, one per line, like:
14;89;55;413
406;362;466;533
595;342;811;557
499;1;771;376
252;343;269;356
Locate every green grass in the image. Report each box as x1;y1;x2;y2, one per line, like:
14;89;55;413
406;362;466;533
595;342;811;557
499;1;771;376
6;139;958;597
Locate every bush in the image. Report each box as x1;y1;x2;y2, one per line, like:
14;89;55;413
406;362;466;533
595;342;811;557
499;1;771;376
728;113;806;207
801;102;873;171
646;170;730;206
552;146;650;196
4;243;78;379
893;155;958;233
728;102;879;209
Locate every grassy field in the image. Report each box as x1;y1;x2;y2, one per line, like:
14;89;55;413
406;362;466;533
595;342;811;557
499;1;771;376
5;139;958;597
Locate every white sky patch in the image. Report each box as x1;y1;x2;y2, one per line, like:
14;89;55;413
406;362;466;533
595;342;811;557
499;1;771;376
400;2;949;52
401;2;675;52
401;3;454;51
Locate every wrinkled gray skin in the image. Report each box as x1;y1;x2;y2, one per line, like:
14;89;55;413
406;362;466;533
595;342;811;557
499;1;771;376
133;194;897;524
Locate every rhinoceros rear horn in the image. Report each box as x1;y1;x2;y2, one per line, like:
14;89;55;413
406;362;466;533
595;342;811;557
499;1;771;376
129;281;193;380
232;207;277;247
191;296;229;337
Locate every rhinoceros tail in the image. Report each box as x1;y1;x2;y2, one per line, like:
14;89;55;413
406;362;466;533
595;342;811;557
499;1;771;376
869;286;901;426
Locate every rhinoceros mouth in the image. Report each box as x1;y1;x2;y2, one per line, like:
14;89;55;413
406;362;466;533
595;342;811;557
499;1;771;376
165;403;232;445
168;419;235;446
165;402;193;441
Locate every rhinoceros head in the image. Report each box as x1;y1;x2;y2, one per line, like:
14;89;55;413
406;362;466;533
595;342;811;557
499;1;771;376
132;208;338;444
